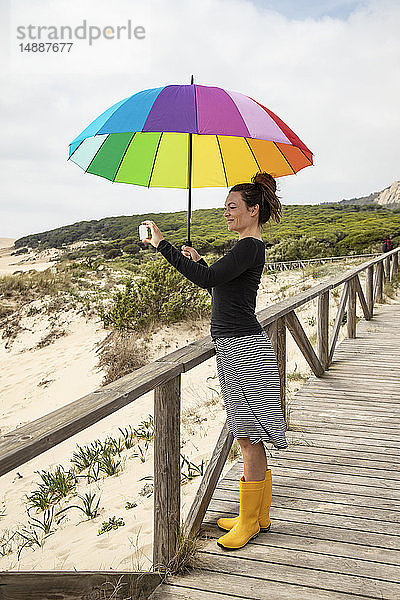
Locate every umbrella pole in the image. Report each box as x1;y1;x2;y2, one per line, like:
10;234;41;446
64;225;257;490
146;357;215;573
187;131;193;247
186;74;194;248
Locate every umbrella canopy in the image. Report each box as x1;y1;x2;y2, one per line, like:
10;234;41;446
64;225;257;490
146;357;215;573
68;83;313;188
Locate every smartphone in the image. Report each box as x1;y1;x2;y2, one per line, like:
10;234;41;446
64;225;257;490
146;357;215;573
139;224;150;241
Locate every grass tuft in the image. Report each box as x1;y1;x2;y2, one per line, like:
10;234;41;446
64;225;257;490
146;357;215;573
96;330;150;385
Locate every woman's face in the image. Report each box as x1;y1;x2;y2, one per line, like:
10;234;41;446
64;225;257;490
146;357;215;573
223;191;259;233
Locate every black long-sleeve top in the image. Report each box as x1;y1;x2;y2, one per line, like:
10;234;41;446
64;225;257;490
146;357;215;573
156;237;266;340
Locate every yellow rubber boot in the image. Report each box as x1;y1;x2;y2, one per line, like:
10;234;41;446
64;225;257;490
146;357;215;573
217;475;264;550
217;469;272;532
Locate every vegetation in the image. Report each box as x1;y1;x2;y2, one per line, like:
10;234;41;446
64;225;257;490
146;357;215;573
180;454;205;485
96;259;211;332
14;204;400;260
25;465;78;511
383;271;400;300
1;412;208;561
0;270;74;303
162;520;204;576
97;516;125;536
53;492;102;521
0;266;101;349
0;240;206;354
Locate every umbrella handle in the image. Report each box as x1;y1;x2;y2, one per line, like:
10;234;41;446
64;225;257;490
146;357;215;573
185;239;193;259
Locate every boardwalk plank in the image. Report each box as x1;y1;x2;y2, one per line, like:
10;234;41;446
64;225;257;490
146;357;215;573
301;381;400;392
157;555;400;600
150;576;382;600
266;448;400;469
285;432;400;450
293;411;400;421
200;527;400;564
289;417;400;429
196;542;400;582
268;445;400;463
219;464;400;489
201;514;400;550
297;389;400;401
206;500;400;536
286;430;400;447
283;436;400;456
258;453;400;479
297;391;400;402
211;488;400;522
222;461;400;496
217;477;400;506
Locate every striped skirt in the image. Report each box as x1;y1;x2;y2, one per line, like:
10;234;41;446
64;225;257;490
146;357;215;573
213;330;288;450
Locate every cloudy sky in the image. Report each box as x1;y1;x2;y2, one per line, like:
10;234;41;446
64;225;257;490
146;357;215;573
1;0;399;239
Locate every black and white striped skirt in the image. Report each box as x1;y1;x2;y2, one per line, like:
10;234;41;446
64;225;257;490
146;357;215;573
213;330;288;450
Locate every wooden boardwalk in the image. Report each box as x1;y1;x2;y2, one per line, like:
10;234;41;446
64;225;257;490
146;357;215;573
150;303;400;600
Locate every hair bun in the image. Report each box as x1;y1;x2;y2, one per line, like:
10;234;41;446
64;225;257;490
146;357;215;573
252;172;277;193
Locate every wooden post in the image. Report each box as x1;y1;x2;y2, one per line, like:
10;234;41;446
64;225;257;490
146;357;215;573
375;261;383;303
153;375;181;573
384;255;391;281
390;251;398;280
184;422;233;539
366;265;374;318
285;311;324;377
276;317;287;421
328;283;349;365
347;277;357;338
317;291;329;370
354;275;371;321
393;251;399;277
266;317;286;421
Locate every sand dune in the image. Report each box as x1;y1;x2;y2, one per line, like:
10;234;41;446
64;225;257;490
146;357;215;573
0;238;16;249
0;239;59;276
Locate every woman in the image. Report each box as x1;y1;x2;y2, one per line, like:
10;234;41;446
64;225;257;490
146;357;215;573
141;171;288;551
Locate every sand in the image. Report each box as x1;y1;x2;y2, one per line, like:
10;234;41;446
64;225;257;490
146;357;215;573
0;239;59;276
0;243;377;571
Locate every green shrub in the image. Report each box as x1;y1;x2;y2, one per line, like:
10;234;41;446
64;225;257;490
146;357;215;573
119;237;136;248
266;236;333;262
104;248;122;260
123;244;140;255
97;258;210;331
97;516;125;535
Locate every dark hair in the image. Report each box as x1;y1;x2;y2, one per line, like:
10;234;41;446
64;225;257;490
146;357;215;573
230;172;282;225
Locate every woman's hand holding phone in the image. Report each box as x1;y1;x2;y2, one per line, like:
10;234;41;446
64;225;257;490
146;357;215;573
140;221;164;248
140;221;201;261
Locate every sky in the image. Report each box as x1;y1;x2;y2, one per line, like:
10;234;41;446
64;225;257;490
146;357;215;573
1;0;399;239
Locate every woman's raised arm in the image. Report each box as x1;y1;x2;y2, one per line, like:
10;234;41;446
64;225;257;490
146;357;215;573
156;238;260;289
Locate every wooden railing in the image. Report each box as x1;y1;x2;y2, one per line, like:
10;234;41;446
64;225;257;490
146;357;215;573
265;252;381;271
0;247;399;577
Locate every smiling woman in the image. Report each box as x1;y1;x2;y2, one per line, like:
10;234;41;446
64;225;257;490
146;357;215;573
140;171;287;550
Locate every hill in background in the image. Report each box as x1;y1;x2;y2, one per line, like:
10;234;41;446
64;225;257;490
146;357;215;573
12;180;400;261
339;180;400;208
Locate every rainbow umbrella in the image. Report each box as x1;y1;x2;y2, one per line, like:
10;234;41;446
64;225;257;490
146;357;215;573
68;77;313;245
